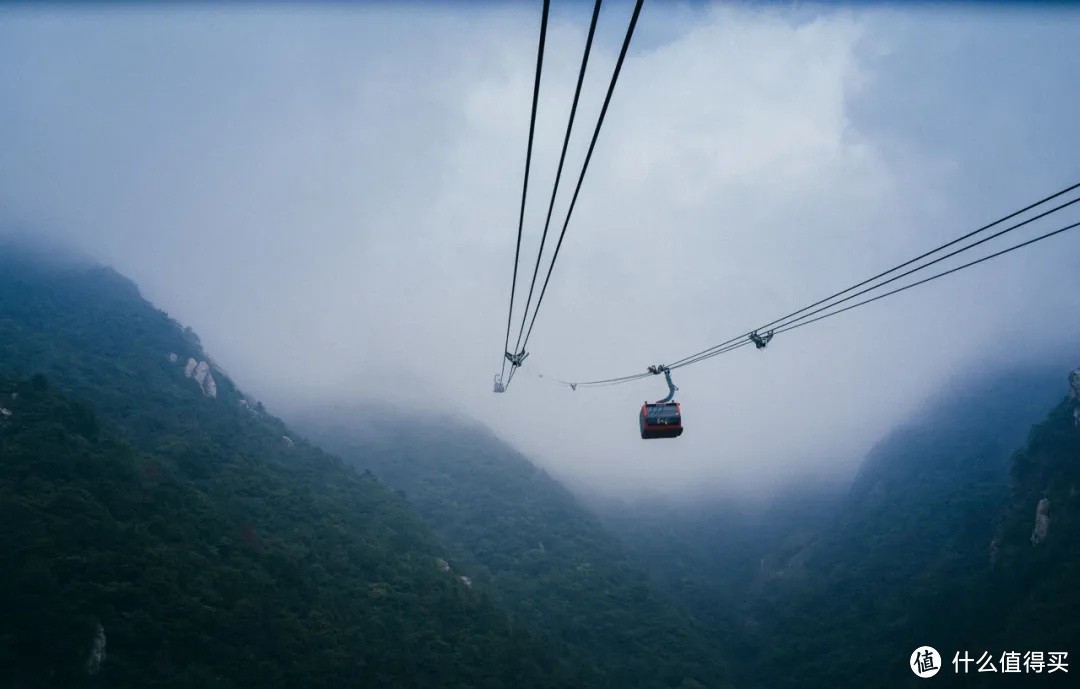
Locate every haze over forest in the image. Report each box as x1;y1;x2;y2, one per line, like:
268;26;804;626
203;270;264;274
3;1;1079;503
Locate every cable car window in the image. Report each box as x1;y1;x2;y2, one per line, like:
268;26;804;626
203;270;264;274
646;405;680;422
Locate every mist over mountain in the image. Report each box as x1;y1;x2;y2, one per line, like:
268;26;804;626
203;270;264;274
1;246;741;687
4;1;1080;686
5;2;1079;503
3;217;1080;689
288;403;733;688
594;361;1080;688
0;251;599;687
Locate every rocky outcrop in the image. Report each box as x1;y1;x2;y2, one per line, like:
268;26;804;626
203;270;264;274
86;623;106;675
1031;498;1050;545
435;558;471;590
192;361;217;398
183;357;217;398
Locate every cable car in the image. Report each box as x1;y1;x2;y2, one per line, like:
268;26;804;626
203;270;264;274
640;365;683;439
640;401;683;439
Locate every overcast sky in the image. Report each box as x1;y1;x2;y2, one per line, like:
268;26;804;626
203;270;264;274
2;1;1079;500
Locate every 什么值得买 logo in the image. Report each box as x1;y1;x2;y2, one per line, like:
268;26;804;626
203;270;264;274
910;647;1069;677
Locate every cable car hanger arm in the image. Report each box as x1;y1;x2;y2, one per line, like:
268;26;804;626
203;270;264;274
647;365;678;403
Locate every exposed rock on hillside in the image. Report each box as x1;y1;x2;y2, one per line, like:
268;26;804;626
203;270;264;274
85;624;106;675
1030;497;1050;545
182;357;217;398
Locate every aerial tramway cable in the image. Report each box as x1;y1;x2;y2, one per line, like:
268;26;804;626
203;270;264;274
497;0;550;391
665;184;1080;370
563;183;1080;387
509;0;605;381
772;219;1080;338
504;0;646;391
667;196;1080;371
492;5;1078;406
665;216;1080;372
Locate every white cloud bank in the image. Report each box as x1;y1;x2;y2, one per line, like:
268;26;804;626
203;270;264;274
2;2;1078;499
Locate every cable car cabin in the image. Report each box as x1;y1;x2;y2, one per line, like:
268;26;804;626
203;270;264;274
640;401;683;439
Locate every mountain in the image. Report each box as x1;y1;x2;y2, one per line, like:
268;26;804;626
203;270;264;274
742;364;1072;688
8;241;1073;688
290;405;733;689
592;484;843;666
0;249;592;688
595;362;1078;689
980;376;1080;655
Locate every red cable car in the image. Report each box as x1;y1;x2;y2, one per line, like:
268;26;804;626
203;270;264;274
640;401;683;439
640;366;683;439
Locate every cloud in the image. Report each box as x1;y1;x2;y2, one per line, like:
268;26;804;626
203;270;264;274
2;2;1079;500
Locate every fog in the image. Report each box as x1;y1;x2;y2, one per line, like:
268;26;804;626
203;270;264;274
2;1;1079;501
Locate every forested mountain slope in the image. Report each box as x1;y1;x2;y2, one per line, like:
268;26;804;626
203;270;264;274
594;486;842;665
596;362;1077;689
0;251;591;688
292;407;732;689
980;383;1080;657
742;364;1072;688
14;244;1072;689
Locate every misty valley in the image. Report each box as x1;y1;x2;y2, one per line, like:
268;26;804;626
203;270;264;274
4;1;1080;686
2;243;1078;688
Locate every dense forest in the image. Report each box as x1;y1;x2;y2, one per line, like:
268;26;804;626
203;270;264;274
0;375;589;688
0;249;726;687
0;253;592;688
293;407;731;688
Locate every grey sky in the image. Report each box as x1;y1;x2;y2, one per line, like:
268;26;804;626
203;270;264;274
2;1;1079;500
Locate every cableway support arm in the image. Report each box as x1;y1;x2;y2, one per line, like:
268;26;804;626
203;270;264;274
647;365;678;403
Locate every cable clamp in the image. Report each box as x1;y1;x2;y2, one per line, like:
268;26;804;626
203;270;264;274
749;331;774;349
505;350;529;368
